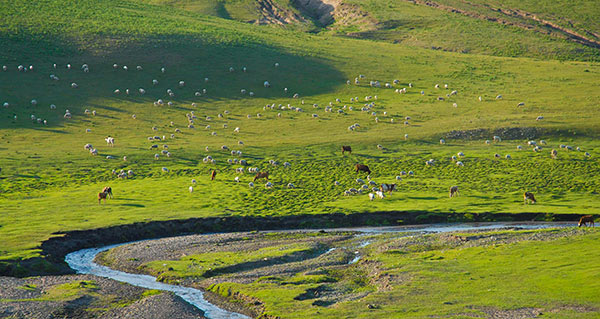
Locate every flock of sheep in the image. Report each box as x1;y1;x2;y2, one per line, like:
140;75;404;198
1;61;593;204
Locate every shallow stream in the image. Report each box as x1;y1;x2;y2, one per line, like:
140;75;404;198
65;221;573;318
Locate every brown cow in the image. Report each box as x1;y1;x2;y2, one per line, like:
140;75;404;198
254;171;269;181
355;164;371;174
102;186;113;199
98;192;108;204
342;146;352;155
210;170;217;181
524;192;536;204
381;183;396;194
449;186;459;198
578;215;595;227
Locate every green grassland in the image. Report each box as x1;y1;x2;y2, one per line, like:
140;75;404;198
0;0;599;269
125;228;600;318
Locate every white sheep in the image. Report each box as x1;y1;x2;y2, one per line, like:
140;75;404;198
440;139;445;145
162;167;169;172
249;182;255;188
456;161;464;166
189;186;194;193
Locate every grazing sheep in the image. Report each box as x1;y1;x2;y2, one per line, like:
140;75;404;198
456;161;464;166
440;139;445;145
493;136;501;142
457;152;465;157
376;191;385;199
496;95;502;99
265;182;273;189
287;183;295;189
536;116;544;121
162;167;169;173
517;102;525;107
368;193;375;201
505;154;512;159
381;183;396;194
517;145;523;150
585;152;591;157
249;182;255;188
395;176;402;181
334;181;341;186
189;186;193;193
551;149;558;159
449;186;459;198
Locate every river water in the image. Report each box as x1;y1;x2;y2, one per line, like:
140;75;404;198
65;221;573;319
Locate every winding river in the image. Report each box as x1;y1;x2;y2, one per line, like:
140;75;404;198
65;222;573;319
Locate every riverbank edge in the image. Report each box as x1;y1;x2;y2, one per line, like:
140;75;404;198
0;211;585;277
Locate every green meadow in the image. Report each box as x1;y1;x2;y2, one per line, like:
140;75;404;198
0;0;599;274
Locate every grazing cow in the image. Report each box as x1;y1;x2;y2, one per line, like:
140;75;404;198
210;170;217;181
342;145;352;155
102;186;113;199
98;192;108;204
449;186;459;198
381;183;396;194
254;171;269;181
524;192;536;204
578;215;595;227
355;164;371;174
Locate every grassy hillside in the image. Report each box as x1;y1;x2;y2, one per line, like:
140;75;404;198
0;0;599;267
340;0;600;61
